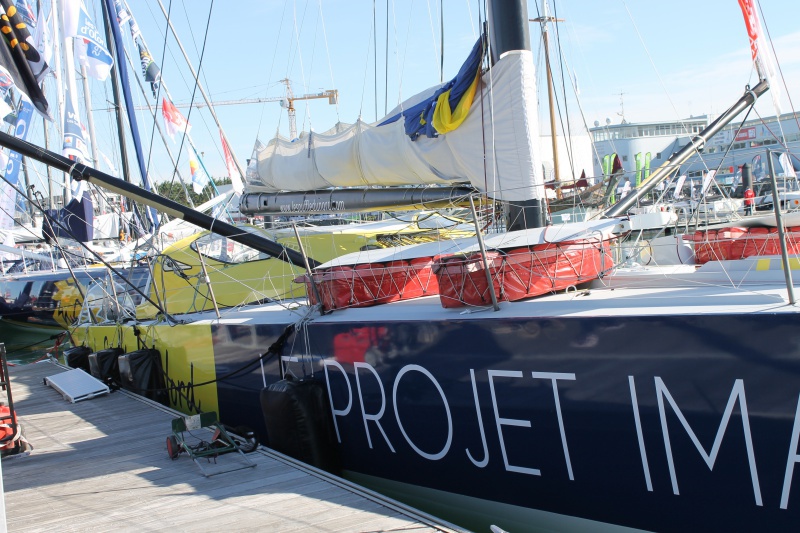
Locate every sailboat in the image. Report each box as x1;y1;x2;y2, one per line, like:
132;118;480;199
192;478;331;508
4;0;800;531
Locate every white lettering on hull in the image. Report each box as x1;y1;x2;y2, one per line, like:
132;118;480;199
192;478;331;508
488;370;540;476
629;376;654;492
656;377;762;506
314;360;793;509
354;362;395;452
466;369;490;468
323;359;352;443
532;372;576;480
393;364;453;460
780;393;800;509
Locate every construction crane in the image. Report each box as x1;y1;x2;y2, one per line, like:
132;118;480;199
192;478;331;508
165;79;338;140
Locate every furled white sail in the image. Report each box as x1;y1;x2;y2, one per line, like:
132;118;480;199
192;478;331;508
248;50;542;202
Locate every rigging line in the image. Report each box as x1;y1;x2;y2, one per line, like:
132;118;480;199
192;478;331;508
282;1;299;80
0;204;41;242
484;3;500;205
756;0;798;139
374;0;377;121
358;18;375;119
477;18;488;196
551;28;603;180
684;106;758;229
300;6;322;134
384;0;388;115
171;0;214;189
179;0;215;106
440;0;444;84
317;0;339;122
552;1;576;179
121;44;193;206
620;0;696;136
144;0;172;188
750;109;799;161
152;2;236;184
424;0;440;82
552;0;613;164
286;0;312;136
288;0;311;85
0;170;171;318
465;0;476;39
394;0;413;107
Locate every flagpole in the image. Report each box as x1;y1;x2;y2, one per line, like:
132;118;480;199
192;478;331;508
80;65;103;212
156;0;246;193
118;42;194;208
50;2;65;131
61;11;81;206
101;0;159;230
188;140;232;221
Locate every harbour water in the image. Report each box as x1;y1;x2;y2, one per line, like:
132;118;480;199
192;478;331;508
0;321;68;365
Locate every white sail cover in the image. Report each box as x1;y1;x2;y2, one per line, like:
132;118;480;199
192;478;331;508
249;51;542;202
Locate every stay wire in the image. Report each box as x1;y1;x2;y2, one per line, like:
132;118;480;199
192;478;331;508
257;2;290;135
171;0;214;187
552;1;576;179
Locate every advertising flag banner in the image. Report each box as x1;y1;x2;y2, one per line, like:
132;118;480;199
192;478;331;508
221;130;244;194
62;0;114;81
162;97;191;140
187;146;209;194
0;0;48;115
738;0;782;113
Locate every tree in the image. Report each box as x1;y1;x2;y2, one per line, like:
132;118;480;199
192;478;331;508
155;177;230;208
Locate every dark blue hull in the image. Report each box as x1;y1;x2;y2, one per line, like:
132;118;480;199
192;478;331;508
208;313;800;532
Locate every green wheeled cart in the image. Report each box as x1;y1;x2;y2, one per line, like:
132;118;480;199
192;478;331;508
166;411;256;477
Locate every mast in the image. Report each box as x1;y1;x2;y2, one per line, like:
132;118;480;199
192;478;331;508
42;110;53;207
487;0;546;230
101;0;158;230
531;2;564;200
60;8;79;204
51;0;67;205
101;1;131;192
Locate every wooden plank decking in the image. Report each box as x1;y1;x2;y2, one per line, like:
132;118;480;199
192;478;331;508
1;361;462;532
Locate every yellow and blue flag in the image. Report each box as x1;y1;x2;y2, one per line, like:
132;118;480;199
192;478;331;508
380;34;485;140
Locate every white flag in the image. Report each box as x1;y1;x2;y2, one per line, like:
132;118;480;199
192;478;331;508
738;0;782;113
62;0;114;81
779;153;797;178
220;131;243;194
673;175;687;199
162;98;191;141
33;11;54;71
0;150;13;232
187;146;209;194
701;169;716;195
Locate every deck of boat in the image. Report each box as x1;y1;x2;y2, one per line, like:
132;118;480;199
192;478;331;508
1;360;461;532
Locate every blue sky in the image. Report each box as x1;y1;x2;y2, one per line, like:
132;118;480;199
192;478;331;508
40;0;800;186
